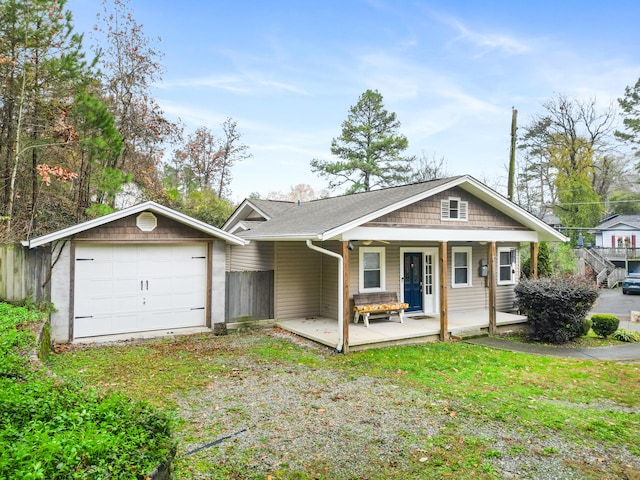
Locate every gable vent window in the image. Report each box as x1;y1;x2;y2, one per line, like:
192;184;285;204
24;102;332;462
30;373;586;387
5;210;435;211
441;197;468;221
136;212;157;232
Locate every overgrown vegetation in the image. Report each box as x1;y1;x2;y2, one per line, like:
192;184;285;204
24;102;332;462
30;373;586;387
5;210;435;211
0;303;175;479
515;276;599;343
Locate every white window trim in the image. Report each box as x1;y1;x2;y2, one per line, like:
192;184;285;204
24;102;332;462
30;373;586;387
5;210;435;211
359;246;386;292
497;247;517;285
441;197;468;221
451;246;472;288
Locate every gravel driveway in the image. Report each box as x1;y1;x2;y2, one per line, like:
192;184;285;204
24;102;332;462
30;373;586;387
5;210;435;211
170;332;640;479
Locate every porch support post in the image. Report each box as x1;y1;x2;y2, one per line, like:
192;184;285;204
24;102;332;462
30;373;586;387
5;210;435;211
439;241;449;341
341;241;350;354
488;241;497;335
530;242;538;279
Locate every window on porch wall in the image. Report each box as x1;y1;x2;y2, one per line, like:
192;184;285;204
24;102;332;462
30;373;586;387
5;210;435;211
451;246;472;288
359;247;386;292
498;247;517;285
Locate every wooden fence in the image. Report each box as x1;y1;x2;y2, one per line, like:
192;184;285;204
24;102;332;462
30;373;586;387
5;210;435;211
0;243;51;302
225;270;274;322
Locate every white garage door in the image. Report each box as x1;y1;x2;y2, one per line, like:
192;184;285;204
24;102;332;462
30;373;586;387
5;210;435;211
74;243;207;338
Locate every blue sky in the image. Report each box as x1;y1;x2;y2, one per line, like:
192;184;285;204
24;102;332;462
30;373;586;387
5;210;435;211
67;0;640;201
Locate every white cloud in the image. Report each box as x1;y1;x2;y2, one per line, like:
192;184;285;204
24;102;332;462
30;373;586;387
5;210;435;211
434;13;531;56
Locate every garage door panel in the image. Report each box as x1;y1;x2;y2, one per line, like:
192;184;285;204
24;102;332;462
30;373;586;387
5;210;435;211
74;243;208;338
76;261;113;280
112;261;139;278
113;278;140;296
145;309;205;330
75;313;138;338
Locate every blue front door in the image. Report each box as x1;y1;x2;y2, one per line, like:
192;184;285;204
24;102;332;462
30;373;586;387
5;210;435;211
403;252;423;312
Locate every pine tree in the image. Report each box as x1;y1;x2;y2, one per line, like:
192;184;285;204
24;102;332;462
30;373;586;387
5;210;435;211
311;89;413;194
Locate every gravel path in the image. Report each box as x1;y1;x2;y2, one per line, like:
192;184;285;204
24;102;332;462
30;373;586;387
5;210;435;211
170;331;640;479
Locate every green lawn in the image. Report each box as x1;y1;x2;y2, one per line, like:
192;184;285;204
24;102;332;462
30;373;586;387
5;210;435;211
48;331;640;479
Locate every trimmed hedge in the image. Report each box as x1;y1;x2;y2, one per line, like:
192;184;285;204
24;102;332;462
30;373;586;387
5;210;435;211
514;276;599;344
0;303;175;479
591;314;620;338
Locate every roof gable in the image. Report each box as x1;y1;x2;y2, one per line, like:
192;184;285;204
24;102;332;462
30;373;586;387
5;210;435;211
24;201;246;248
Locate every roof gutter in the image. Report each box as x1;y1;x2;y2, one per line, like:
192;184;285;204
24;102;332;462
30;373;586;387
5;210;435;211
306;240;344;353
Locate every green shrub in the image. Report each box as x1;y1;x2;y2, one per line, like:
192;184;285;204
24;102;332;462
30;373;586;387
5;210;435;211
580;318;592;337
612;328;640;343
0;302;175;479
514;276;599;343
591;314;620;338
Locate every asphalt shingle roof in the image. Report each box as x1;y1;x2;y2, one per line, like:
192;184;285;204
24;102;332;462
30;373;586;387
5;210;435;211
596;215;640;230
236;176;462;239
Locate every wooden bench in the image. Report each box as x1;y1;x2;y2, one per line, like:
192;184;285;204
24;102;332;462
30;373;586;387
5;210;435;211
352;292;409;327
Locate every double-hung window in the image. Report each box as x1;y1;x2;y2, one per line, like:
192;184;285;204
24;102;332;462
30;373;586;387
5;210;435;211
359;247;385;292
451;246;472;288
498;247;517;285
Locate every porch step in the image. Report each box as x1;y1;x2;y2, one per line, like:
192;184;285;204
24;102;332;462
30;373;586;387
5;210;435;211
451;328;488;339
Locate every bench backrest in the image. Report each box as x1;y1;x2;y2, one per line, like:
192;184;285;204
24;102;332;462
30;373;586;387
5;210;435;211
353;292;398;306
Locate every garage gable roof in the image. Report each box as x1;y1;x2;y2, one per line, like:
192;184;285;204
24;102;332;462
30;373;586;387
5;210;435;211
23;201;247;248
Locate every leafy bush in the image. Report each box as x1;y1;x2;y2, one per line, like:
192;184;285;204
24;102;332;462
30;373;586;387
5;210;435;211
613;328;640;343
591;314;620;338
0;303;175;479
580;318;592;337
514;276;599;343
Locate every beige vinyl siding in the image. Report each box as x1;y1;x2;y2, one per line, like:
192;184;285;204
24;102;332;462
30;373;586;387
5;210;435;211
228;241;274;272
275;242;323;320
447;243;519;312
496;285;517;312
321;242;340;319
384;245;401;295
448;244;489;311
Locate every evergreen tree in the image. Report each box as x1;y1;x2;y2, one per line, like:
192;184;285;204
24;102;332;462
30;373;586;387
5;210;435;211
311;89;413;193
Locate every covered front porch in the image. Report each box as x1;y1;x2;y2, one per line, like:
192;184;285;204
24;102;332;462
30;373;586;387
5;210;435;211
276;309;528;351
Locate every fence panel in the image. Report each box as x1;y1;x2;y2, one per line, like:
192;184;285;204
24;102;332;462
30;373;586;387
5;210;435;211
225;270;274;322
0;243;51;302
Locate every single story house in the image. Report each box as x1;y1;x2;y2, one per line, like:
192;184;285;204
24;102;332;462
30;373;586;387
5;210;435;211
22;202;246;343
22;175;567;351
223;175;567;352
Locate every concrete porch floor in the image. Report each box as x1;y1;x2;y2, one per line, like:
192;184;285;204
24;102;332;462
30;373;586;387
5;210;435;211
276;310;528;351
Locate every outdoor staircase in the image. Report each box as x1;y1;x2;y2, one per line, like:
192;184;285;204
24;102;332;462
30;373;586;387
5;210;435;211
578;248;626;288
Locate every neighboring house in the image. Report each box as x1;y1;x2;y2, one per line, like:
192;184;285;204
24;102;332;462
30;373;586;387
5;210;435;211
594;215;640;249
223;175;567;352
591;214;640;274
22;202;246;343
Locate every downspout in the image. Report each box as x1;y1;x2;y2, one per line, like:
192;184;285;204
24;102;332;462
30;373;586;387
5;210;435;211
306;240;344;352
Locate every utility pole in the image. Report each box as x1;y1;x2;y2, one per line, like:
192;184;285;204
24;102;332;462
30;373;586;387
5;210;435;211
507;107;518;201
